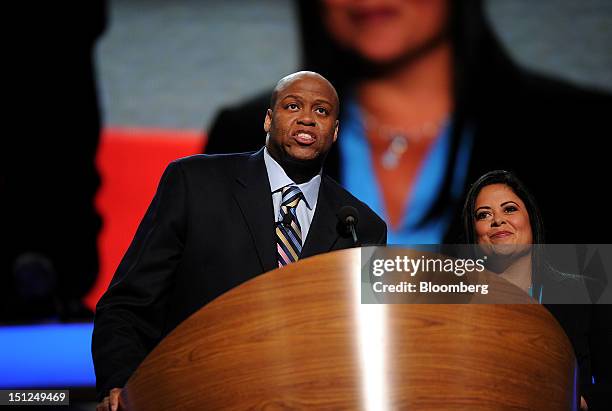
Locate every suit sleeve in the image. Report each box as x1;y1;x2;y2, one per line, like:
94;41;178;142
91;161;188;401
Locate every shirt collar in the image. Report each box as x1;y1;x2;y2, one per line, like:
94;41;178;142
263;147;321;210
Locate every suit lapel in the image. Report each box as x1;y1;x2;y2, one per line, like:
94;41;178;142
233;149;278;272
301;177;342;259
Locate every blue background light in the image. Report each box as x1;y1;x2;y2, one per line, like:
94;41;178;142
0;323;95;388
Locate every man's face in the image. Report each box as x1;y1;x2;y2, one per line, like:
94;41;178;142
265;74;339;165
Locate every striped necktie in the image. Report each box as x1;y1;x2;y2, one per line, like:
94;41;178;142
276;185;303;267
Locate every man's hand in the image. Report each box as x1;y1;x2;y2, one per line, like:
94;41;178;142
96;388;123;411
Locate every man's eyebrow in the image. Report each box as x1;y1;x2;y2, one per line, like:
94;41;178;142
312;98;333;106
280;94;304;102
280;95;333;106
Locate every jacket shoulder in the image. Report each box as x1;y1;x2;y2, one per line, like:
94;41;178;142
206;92;271;154
514;69;612;115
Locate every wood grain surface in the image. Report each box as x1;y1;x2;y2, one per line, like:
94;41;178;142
120;248;577;410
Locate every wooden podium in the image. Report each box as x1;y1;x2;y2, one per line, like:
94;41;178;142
120;248;577;410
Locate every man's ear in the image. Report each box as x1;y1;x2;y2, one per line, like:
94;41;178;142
333;120;339;142
264;109;272;133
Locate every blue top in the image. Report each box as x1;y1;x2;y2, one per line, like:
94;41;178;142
338;95;473;244
529;283;544;303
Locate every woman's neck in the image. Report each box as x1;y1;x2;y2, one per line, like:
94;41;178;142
357;41;453;129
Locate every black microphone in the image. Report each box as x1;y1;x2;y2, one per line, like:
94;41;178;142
282;213;292;227
338;206;359;245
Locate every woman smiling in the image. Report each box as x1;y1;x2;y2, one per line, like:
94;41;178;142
462;170;611;410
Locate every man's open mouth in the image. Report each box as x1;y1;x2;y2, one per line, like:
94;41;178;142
294;131;316;145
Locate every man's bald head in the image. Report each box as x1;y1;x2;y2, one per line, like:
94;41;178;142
264;70;340;183
270;71;339;116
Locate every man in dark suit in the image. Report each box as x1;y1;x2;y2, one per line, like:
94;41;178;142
92;71;387;411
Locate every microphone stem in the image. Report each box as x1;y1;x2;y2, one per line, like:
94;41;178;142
349;224;358;244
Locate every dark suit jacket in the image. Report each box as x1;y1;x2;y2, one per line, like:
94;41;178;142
92;149;387;400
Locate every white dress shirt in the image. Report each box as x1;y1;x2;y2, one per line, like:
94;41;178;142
263;148;321;244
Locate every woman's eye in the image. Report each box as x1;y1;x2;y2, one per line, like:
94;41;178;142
504;205;518;213
475;211;489;220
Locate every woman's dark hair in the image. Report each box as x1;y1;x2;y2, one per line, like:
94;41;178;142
296;0;518;119
461;170;545;245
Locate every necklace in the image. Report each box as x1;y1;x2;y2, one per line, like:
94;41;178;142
382;134;409;169
361;110;444;170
